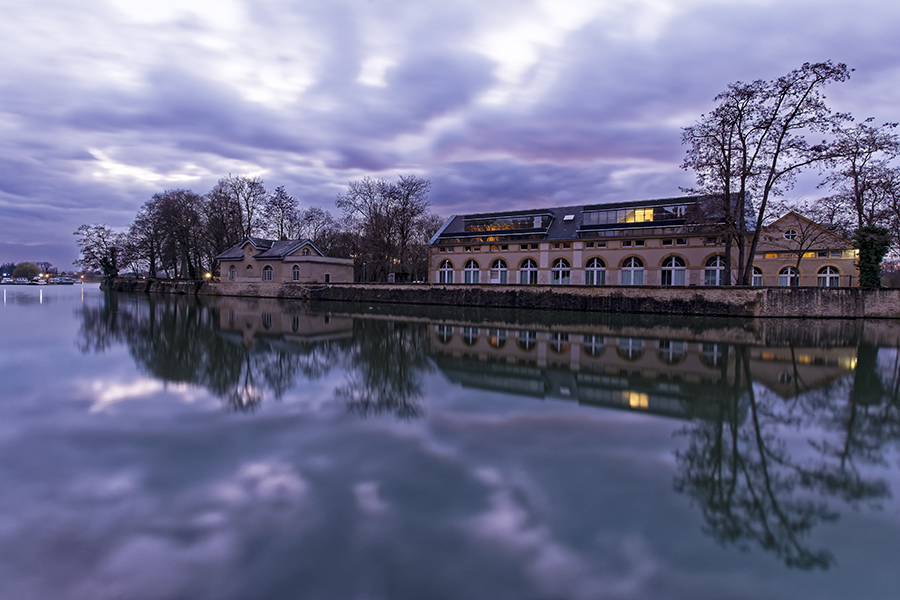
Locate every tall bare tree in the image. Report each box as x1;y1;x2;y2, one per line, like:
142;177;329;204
263;185;300;240
683;61;852;285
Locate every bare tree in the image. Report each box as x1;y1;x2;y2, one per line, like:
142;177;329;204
263;185;300;240
216;174;267;239
821;118;900;230
683;61;852;285
74;223;125;280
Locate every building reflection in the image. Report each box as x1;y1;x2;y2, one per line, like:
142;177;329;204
427;323;858;420
217;297;353;348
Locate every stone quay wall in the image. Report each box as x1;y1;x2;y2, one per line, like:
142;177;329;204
104;279;900;318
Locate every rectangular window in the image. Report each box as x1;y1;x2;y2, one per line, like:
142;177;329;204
465;246;471;252
818;251;828;258
676;238;687;246
501;245;508;251
585;241;594;248
491;245;500;251
596;241;607;248
705;237;718;245
803;252;815;258
622;240;633;247
634;240;645;247
439;247;446;253
765;253;777;259
552;243;561;249
446;247;454;252
831;251;841;258
324;274;330;283
662;239;673;246
531;244;539;250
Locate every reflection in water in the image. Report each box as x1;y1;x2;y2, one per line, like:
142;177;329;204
75;293;900;570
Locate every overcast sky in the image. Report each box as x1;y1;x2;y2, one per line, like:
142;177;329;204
2;0;899;269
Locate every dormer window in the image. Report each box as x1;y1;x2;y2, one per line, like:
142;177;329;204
301;247;310;256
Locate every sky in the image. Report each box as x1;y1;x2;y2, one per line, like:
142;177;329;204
2;0;899;269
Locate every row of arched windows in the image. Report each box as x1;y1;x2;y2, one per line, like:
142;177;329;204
435;327;732;366
438;258;842;286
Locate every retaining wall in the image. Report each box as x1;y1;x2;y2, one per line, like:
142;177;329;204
103;279;900;318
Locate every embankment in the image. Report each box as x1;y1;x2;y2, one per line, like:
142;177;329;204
104;279;900;318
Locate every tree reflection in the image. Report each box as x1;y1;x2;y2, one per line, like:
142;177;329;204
335;319;430;420
77;293;348;411
675;344;896;570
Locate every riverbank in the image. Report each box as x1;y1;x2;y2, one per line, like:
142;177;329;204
103;279;900;318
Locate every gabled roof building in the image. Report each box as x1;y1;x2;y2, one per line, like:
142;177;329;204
216;237;354;284
428;195;858;287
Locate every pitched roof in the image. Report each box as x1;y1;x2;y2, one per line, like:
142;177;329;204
215;237;323;261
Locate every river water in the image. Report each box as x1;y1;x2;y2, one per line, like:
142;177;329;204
2;283;899;600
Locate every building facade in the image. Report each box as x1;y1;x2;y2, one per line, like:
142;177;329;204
427;196;857;287
216;237;354;284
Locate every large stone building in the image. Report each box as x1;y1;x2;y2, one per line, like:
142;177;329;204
427;196;858;287
216;237;354;284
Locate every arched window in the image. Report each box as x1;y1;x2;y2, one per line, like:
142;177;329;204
229;266;236;280
464;260;480;284
437;325;453;343
585;257;606;285
519;258;538;285
489;329;507;348
246;264;253;271
438;260;454;283
779;266;799;287
550;333;569;353
658;340;685;364
263;265;273;281
701;343;728;368
704;256;726;286
551;258;570;285
292;265;300;281
817;266;840;287
517;330;537;351
301;247;311;256
462;327;479;345
617;337;643;361
582;334;604;357
661;256;686;286
621;257;644;286
752;267;763;287
262;313;273;329
490;259;508;284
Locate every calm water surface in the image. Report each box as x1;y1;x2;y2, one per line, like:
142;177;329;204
1;284;899;600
